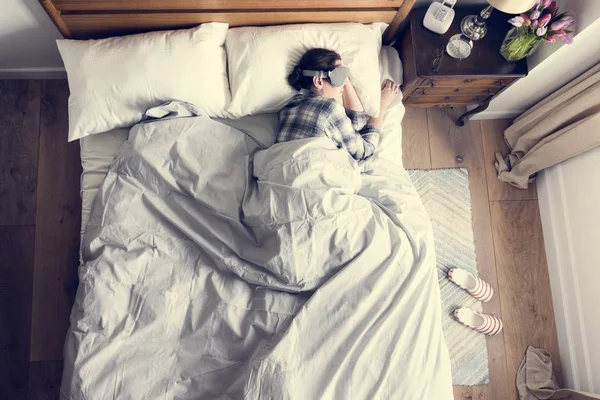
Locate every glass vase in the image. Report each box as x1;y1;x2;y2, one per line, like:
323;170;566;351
500;27;543;61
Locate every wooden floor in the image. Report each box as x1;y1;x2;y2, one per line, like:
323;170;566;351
0;80;561;399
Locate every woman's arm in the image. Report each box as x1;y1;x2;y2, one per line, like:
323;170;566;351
328;101;379;161
342;79;364;112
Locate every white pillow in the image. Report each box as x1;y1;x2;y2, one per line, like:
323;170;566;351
225;23;386;118
58;23;230;141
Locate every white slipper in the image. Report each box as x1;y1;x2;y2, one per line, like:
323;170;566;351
454;307;503;336
448;268;494;302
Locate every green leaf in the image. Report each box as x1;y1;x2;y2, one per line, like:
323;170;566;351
550;12;568;23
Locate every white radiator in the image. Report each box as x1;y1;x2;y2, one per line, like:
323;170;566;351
537;146;600;393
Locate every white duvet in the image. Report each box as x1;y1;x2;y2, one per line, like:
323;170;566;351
62;108;453;399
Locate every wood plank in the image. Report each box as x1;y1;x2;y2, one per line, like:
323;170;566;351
427;107;512;399
0;226;35;399
54;0;405;11
481;119;537;201
39;0;71;37
490;200;562;396
0;80;41;226
63;11;397;39
28;361;63;400
30;81;81;362
415;87;501;96
383;0;415;45
405;96;489;106
427;107;484;170
401;107;431;170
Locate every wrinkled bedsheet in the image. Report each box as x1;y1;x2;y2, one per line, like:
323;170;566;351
61;111;453;399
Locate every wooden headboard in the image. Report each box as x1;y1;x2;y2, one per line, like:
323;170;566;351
39;0;415;44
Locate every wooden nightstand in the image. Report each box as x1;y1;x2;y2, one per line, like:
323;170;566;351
396;7;528;126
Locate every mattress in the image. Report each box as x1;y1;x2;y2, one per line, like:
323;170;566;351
79;45;404;241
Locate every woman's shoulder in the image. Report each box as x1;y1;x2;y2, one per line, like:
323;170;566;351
285;90;337;111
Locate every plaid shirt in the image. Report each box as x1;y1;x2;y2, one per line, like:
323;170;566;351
276;89;380;161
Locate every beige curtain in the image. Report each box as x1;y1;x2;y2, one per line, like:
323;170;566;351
495;62;600;189
517;346;600;400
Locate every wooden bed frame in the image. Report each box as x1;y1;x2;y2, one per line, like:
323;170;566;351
39;0;416;45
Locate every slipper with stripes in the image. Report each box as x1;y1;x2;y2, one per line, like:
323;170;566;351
448;268;494;302
454;307;503;336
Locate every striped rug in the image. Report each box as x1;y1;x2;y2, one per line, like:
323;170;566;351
408;168;489;386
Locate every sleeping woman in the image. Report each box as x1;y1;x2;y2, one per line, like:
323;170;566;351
277;48;399;161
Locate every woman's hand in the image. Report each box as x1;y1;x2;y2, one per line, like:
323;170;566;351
380;79;399;111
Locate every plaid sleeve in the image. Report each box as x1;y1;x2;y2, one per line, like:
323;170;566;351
328;102;380;161
345;109;369;131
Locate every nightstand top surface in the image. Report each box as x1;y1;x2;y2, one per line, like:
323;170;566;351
408;6;528;78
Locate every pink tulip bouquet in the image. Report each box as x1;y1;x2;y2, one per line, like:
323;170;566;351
500;0;575;61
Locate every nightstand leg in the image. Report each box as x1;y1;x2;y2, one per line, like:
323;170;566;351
456;102;490;126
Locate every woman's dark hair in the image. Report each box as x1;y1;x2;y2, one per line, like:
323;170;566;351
288;48;341;91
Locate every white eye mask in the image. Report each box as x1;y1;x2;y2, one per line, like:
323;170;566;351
301;66;350;87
